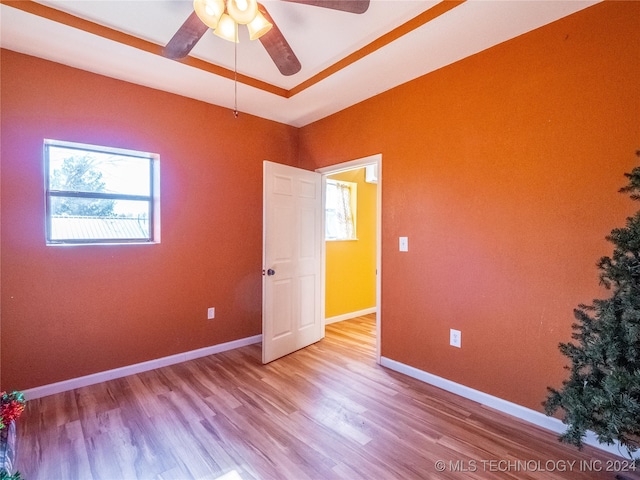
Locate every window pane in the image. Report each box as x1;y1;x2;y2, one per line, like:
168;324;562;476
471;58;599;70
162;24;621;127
45;139;158;245
50;197;150;240
325;179;356;240
48;146;150;196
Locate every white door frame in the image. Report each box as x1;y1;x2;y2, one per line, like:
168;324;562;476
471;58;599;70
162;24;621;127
316;153;382;363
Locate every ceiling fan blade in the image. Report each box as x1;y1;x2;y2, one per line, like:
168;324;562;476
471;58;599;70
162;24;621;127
164;11;209;59
281;0;370;14
258;5;302;76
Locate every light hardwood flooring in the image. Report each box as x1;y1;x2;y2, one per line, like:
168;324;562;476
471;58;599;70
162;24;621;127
16;315;640;479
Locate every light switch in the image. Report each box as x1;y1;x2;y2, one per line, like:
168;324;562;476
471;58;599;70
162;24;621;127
399;236;408;252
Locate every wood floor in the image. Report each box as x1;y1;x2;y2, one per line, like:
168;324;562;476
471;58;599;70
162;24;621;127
16;315;639;479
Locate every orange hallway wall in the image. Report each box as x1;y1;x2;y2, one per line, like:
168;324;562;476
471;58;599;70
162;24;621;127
0;50;298;390
298;1;640;411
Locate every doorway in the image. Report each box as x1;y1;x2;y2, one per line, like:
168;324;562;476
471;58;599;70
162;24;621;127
317;154;381;362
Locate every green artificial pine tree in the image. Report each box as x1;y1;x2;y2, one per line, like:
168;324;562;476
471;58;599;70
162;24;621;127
544;152;640;467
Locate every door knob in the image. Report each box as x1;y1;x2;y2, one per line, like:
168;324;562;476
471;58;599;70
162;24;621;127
267;268;276;276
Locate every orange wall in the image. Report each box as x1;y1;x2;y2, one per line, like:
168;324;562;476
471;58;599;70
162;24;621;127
0;50;298;390
1;1;639;415
299;1;640;410
325;168;377;318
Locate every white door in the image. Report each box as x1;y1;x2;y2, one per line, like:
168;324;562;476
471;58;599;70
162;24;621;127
262;161;323;363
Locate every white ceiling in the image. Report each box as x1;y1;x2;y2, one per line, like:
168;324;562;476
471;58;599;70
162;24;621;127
0;0;601;127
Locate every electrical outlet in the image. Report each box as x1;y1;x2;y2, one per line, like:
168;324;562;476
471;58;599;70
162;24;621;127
399;236;408;252
450;329;461;348
207;307;215;319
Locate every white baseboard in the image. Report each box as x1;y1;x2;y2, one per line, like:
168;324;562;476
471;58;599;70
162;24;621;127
325;307;377;325
380;356;631;459
24;334;262;400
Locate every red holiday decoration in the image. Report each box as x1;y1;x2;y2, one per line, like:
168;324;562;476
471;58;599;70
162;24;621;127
0;392;25;429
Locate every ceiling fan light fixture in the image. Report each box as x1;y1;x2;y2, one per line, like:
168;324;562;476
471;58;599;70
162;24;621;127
226;0;258;24
214;13;239;42
193;0;225;29
247;11;272;40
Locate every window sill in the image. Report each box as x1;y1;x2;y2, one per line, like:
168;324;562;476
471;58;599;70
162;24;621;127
46;241;159;247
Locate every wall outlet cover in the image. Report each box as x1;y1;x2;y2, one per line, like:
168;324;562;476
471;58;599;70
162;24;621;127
450;329;461;348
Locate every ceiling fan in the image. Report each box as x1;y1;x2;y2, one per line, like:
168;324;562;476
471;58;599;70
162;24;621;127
163;0;370;76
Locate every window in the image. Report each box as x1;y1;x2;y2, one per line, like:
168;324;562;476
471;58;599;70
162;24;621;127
325;179;357;241
44;139;159;245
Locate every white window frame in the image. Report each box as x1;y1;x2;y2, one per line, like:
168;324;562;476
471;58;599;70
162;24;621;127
44;139;160;245
325;179;357;241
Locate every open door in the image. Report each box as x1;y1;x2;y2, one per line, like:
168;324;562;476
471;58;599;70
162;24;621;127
262;161;323;363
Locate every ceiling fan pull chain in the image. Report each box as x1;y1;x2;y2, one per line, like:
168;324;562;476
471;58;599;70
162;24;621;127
233;39;239;118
